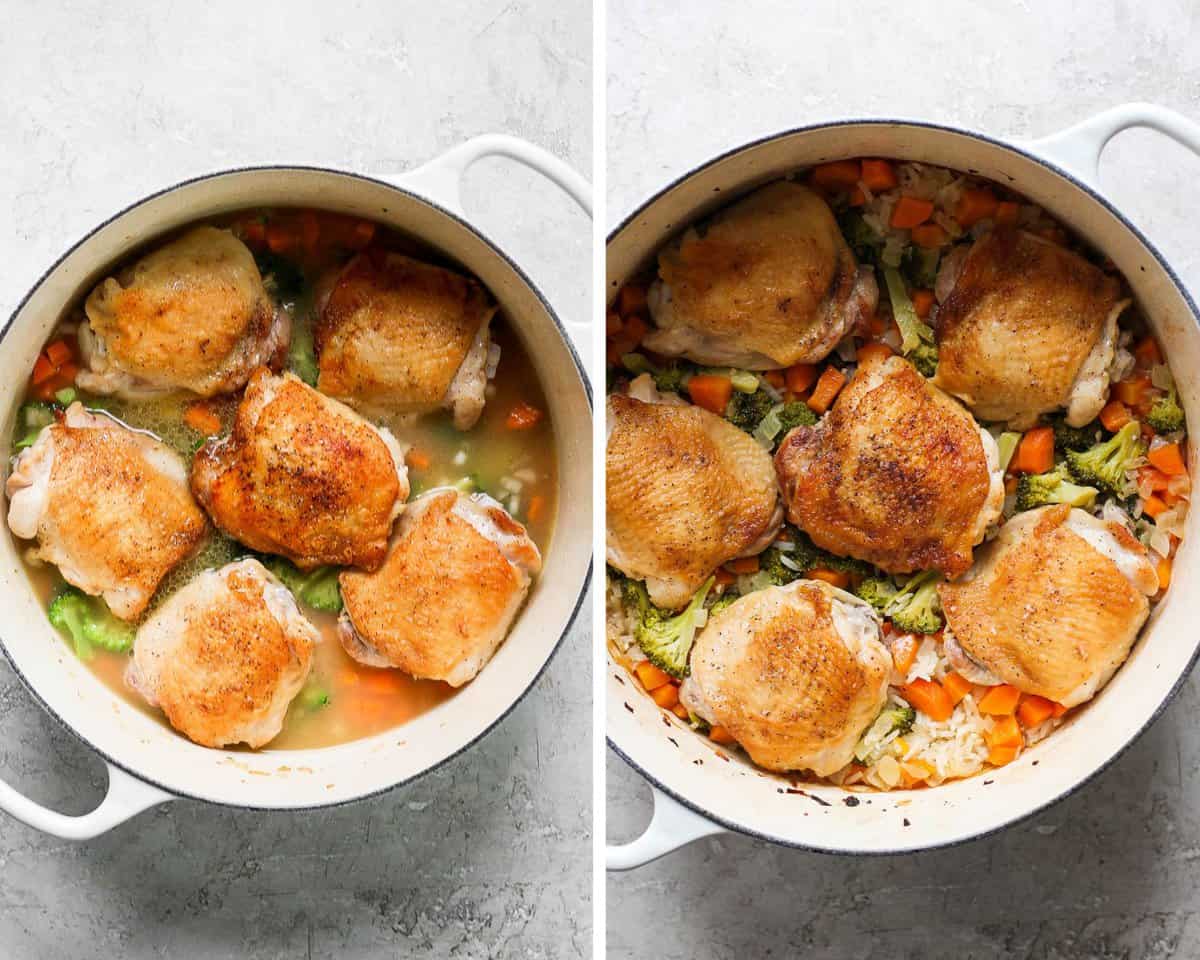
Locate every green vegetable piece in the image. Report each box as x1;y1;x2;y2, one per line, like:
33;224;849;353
298;685;331;710
728;369;760;394
21;402;55;430
752;401;817;448
255;251;305;302
854;704;916;764
265;558;343;613
883;267;939;375
854;577;898;614
1051;417;1099;452
996;431;1022;472
1146;385;1185;435
629;576;714;679
758;546;803;586
901;245;941;289
884;570;944;635
54;387;77;406
1015;466;1098;512
726;389;776;432
47;588;134;659
620;353;654;376
1064;420;1146;497
288;321;319;386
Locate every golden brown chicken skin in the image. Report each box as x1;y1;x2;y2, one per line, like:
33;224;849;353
939;505;1159;708
338;489;542;687
315;251;497;429
680;580;890;776
79;226;287;398
5;405;209;620
644;181;877;369
933;228;1127;428
775;354;1003;577
606;390;782;609
190;369;408;570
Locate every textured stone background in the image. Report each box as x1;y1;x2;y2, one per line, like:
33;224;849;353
607;1;1200;958
0;1;591;958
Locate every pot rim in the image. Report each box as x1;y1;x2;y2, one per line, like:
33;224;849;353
605;116;1200;855
1;163;593;811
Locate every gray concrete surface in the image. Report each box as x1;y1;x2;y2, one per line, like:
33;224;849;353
607;2;1200;958
0;1;591;958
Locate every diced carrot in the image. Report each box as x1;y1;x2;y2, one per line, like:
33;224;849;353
183;402;222;436
911;289;935;319
618;284;648;317
406;448;431;471
1142;495;1168;519
1148;442;1187;476
954;188;999;228
709;725;737;744
940;671;973;707
266;221;295;253
855;342;893;366
901;758;936;786
891;635;919;676
31;354;55;385
634;660;672;692
901;678;954;722
860;159;898;192
910;223;948;248
45;340;73;368
890;196;935;229
785;363;819;394
240;218;266;250
606;311;623;337
1010;426;1054;475
672;703;691;721
360;669;406;695
54;363;78;386
977;684;1021;716
1051;701;1069;718
1017;695;1056;728
1134;336;1163;368
807;568;850;589
350;220;376;250
806;366;847;414
994;201;1020;226
713;567;735;587
298;211;320;251
621;314;649;348
987;715;1023;749
1114;374;1152;408
809;159;862;190
763;369;786;390
725;556;759;575
687;374;734;414
1099;400;1132;433
868;313;890;337
848;186;866;207
651;683;680;710
505;402;543;430
987;745;1019;767
1157;554;1173;591
527;494;546;524
1138;466;1171;492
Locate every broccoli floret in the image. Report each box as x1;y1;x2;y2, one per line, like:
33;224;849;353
653;366;689;394
908;340;939;378
265;558;343;612
759;546;803;586
855;577;898;614
776;402;818;433
901;245;941;289
288;320;319;386
883;267;938;376
633;577;715;678
707;593;738;616
47;588;134;659
854;703;917;763
884;570;943;635
1015;466;1098;512
1065;420;1146;497
255;250;305;302
786;530;873;578
1147;386;1185;434
838;211;884;265
726;389;775;432
1051;416;1099;452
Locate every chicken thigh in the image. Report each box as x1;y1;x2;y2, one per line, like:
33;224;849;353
337;488;542;686
607;389;782;609
78;226;287;398
6;404;208;619
190;369;408;570
938;504;1158;707
680;579;890;775
127;558;318;748
933;228;1129;428
315;251;497;429
644;181;878;369
775;354;1004;578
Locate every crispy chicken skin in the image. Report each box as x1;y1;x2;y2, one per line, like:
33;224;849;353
190;369;408;571
939;505;1158;708
78;226;287;398
775;354;1004;578
933;228;1128;429
127;559;318;748
337;489;542;687
315;251;497;430
6;404;208;620
606;391;782;609
680;580;890;776
644;181;878;369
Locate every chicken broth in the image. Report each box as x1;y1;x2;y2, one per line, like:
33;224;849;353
9;207;557;750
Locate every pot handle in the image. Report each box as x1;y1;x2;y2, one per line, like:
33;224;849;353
0;760;171;840
606;786;726;871
395;135;593;372
1030;102;1200;188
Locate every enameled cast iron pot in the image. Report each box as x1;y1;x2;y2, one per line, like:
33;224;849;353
0;135;593;838
606;104;1200;868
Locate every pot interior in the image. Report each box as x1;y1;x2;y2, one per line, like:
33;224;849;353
0;167;591;808
606;122;1199;852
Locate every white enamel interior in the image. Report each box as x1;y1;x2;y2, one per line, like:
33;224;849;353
606;122;1200;853
0;167;591;809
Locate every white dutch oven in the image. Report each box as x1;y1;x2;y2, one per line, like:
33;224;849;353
607;104;1200;868
0;135;593;838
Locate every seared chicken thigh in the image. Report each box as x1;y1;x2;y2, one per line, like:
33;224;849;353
315;252;497;430
78;227;287;398
191;369;408;570
933;229;1128;429
127;559;318;748
939;505;1158;707
644;181;878;369
607;390;782;609
6;404;208;619
680;579;891;776
338;489;542;686
775;354;1004;578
